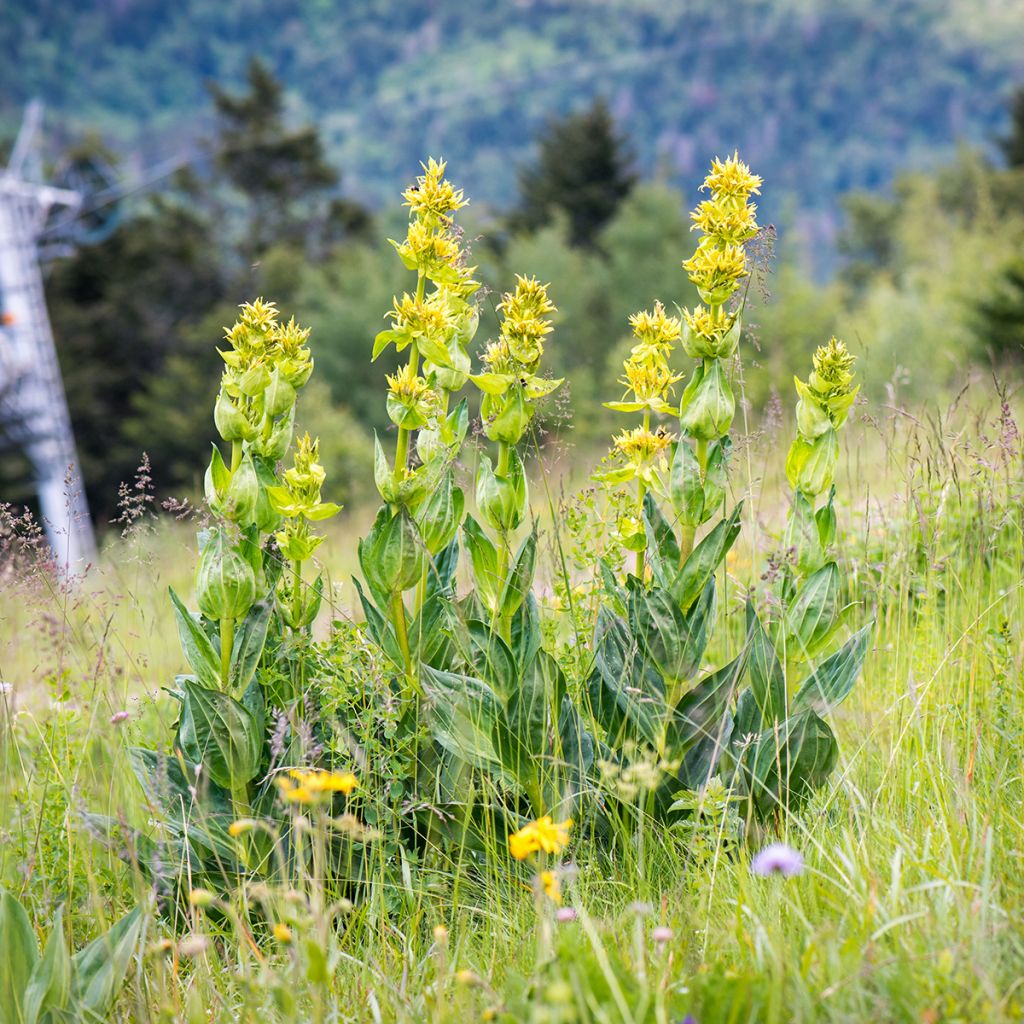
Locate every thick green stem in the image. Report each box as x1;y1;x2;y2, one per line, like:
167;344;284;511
493;441;512;638
391;591;414;682
635;411;651;579
220;615;234;691
392;272;427;486
291;557;303;625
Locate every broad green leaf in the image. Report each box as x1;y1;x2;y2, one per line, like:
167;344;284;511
508;592;542;673
229;600;272;694
416;471;464;555
668;438;704;527
71;908;143;1020
498;529;538;621
665;649;748;760
462;516;500;612
358;505;425;600
24;905;71;1024
0;888;38;1024
746;602;786;727
672;503;743;611
676;712;734;790
509;649;565;763
700;438;731;524
586;607;666;748
628;585;690;683
785;561;841;660
421;666;508;776
351;577;403;670
642;490;680;583
168;588;220;689
742;709;839;818
793;623;873;715
178;681;264;790
465;620;519;701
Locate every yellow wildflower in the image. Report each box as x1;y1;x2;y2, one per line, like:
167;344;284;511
387;291;455;339
612;426;673;463
682;244;748;302
498;275;556;370
392;220;462;275
689;197;759;245
701;152;763;201
272;923;293;944
621;353;681;403
540;870;562;904
276;768;358;805
508;815;573;860
402;157;468;226
628;301;681;351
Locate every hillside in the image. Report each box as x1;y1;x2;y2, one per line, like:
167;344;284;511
3;0;1023;233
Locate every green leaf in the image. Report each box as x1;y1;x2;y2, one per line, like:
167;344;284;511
676;713;734;790
665;649;748;761
416;471;464;555
421;666;508;777
793;623;873;715
672;503;743;611
351;577;403;670
229;600;272;694
0;888;38;1024
168;588;220;689
178;681;264;790
586;607;666;747
509;649;565;763
642;490;680;585
746;602;786;727
700;438;731;524
128;748;237;862
498;528;537;621
70;908;143;1021
785;561;842;660
24;905;71;1024
628;585;691;683
508;593;542;673
669;439;705;527
465;620;519;701
741;709;839;818
462;516;500;613
358;505;425;600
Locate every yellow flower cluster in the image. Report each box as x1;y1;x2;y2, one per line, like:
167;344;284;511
387;292;455;342
496;275;556;372
628;301;681;354
683;153;761;307
614;301;682;410
220;299;313;389
612;425;673;463
508;815;572;860
276;768;358;805
402;157;468;228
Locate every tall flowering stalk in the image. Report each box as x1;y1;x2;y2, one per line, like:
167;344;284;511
359;159;479;685
598;302;681;575
469;275;561;638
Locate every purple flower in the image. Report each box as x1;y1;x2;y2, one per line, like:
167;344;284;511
652;926;674;943
555;907;577;923
110;710;130;725
751;843;803;877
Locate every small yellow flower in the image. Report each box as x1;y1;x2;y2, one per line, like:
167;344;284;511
682;244;748;295
276;768;358;805
272;922;293;944
402;157;468;226
227;819;251;837
621;354;680;404
497;275;556;370
393;220;462;274
612;426;673;463
387;292;455;339
540;870;562;904
690;197;759;245
628;301;681;351
386;363;435;404
701;152;763;201
508;815;573;860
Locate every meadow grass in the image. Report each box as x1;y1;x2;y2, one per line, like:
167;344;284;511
0;388;1021;1023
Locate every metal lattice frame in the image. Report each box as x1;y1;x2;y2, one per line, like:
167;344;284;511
0;103;95;567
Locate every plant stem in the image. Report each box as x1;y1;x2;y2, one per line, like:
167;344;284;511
220;615;234;691
230;439;243;474
635;411;651;579
392;271;426;486
291;557;303;625
391;591;414;682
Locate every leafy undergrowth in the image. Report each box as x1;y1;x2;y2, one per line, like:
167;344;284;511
0;396;1021;1024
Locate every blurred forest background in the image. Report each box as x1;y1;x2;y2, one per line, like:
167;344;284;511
2;0;1024;525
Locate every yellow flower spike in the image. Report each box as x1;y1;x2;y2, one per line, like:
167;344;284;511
620;354;681;405
497;275;556;371
272;923;293;944
402;156;468;226
701;152;763;201
392;220;463;277
540;870;562;904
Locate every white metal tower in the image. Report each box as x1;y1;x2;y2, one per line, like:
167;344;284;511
0;102;95;567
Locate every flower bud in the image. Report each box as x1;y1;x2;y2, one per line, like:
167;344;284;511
679;360;735;441
475;453;527;533
264;367;297;418
214;391;250;442
484;387;531;445
224;452;259;526
785;428;838;497
196;529;257;620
